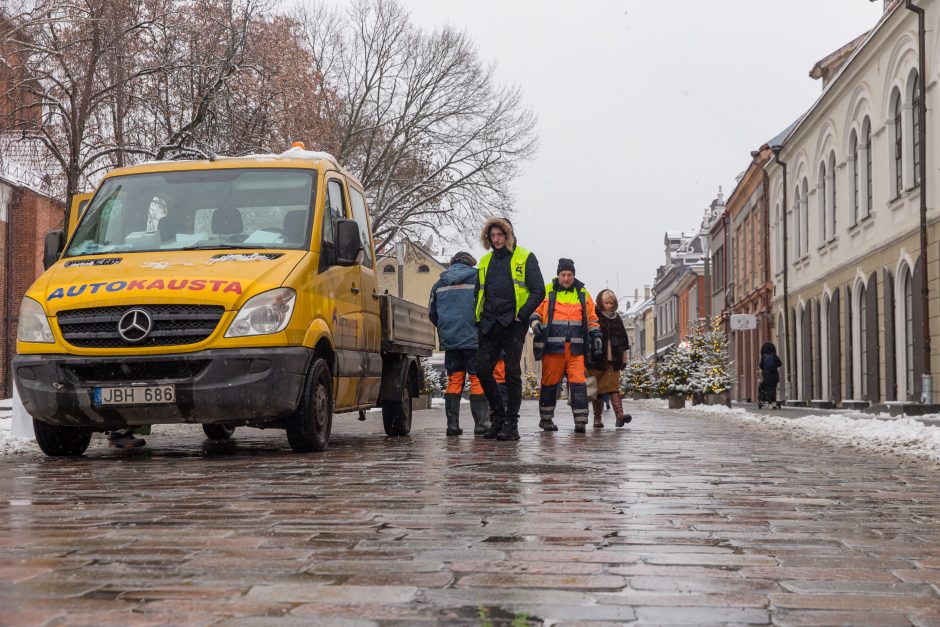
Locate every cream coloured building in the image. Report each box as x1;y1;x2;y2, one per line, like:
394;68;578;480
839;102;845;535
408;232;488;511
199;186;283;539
767;1;940;406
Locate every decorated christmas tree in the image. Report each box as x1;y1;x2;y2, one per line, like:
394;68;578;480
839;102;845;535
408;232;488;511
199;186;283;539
689;318;735;395
622;359;654;398
655;344;695;398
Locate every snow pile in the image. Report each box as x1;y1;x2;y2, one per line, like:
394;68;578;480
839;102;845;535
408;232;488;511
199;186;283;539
627;398;940;465
729;412;940;465
0;400;37;456
141;260;194;270
204;253;272;265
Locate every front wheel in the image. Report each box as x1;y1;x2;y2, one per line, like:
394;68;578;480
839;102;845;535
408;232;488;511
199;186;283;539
286;358;333;452
382;371;413;436
33;419;92;457
202;424;236;440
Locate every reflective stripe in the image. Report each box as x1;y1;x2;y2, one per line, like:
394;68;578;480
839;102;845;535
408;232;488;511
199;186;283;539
513;279;527;288
546;336;567;343
569;337;584;343
549;320;582;327
437;283;475;292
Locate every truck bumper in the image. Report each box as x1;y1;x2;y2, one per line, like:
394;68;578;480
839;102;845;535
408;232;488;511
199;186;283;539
13;348;313;428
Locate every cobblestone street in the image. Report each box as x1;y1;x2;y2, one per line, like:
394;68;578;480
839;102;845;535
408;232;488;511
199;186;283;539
2;401;940;625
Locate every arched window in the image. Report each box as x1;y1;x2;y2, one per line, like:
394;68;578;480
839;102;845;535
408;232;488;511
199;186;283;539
793;186;802;258
383;264;396;273
858;283;868;398
912;73;922;186
863;118;873;216
893;90;903;196
818;161;828;243
828;151;837;238
800;178;809;257
417;264;430;273
850;130;859;225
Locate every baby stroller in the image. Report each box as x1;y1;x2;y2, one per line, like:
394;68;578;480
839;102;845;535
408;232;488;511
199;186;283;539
756;381;781;409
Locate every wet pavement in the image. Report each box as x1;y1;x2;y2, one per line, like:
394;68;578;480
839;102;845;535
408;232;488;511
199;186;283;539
2;400;940;626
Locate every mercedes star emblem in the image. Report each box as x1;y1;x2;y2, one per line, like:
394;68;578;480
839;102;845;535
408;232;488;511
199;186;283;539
117;308;153;343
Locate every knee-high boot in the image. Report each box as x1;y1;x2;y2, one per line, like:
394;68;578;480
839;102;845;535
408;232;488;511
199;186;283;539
612;391;631;426
592;398;605;428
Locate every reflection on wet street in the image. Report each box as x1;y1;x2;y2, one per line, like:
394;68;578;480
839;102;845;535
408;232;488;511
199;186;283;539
2;401;940;625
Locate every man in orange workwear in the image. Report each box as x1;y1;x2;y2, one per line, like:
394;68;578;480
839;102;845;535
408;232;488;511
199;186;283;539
530;258;601;433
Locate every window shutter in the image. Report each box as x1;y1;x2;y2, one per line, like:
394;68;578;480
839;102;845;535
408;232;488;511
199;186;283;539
882;268;896;402
866;272;880;402
829;291;841;403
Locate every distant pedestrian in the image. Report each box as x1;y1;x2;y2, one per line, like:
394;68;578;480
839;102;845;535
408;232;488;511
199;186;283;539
475;217;545;441
530;258;600;433
757;342;783;410
429;251;490;435
587;288;632;428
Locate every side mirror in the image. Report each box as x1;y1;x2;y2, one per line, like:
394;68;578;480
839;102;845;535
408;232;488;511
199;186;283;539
43;229;65;270
335;219;363;266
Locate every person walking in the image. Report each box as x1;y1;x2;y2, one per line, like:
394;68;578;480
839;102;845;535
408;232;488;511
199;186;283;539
429;251;490;436
757;342;783;409
587;288;633;428
530;258;600;433
475;217;545;441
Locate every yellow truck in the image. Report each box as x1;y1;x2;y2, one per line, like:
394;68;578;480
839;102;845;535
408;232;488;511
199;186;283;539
13;146;435;457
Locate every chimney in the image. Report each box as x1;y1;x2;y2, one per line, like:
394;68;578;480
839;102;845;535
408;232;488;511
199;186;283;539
644;285;651;299
634;288;639;302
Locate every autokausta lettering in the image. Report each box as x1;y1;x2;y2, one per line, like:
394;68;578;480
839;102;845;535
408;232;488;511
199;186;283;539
47;278;244;301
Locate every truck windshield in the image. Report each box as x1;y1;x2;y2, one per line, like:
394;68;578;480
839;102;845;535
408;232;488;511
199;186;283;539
65;168;316;257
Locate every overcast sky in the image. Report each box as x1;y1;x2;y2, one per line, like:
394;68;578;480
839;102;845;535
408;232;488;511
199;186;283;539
321;0;886;305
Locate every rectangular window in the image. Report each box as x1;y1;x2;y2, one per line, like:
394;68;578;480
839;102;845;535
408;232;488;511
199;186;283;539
347;187;374;268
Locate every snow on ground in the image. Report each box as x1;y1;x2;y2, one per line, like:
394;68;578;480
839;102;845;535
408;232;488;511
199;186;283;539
0;399;38;456
628;398;940;466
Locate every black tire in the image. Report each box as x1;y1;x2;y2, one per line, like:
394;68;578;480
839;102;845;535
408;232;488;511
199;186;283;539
202;424;236;440
33;419;92;457
286;358;333;452
382;371;413;436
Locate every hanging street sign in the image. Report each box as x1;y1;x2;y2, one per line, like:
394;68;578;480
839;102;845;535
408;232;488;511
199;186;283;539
729;314;758;331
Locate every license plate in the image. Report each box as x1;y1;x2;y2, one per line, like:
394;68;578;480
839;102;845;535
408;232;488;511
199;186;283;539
94;385;176;406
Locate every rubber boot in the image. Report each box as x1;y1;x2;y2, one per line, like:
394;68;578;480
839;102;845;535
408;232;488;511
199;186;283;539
496;417;520;441
470;395;490;435
482;414;504;439
445;396;463;436
592;399;605;428
539;418;558;431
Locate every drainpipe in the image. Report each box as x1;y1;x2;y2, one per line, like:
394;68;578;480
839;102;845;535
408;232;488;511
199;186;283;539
905;0;931;403
771;146;792;402
3;186;19;398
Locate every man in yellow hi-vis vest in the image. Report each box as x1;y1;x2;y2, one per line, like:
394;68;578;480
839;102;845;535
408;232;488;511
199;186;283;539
474;217;545;441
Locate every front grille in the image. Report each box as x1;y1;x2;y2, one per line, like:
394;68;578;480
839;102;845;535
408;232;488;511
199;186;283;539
57;305;225;348
64;360;210;382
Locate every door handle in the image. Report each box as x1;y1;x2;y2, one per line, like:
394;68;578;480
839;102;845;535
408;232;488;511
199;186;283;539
350;285;360;294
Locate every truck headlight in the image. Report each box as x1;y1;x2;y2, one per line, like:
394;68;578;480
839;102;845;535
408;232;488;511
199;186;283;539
18;297;55;343
225;288;296;337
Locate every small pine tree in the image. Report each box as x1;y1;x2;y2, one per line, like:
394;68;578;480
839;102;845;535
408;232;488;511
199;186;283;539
420;357;443;396
622;359;654;398
522;369;540;399
656;345;694;398
689;318;735;394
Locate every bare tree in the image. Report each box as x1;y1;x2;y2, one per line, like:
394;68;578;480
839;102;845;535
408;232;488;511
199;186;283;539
1;0;169;226
297;0;537;246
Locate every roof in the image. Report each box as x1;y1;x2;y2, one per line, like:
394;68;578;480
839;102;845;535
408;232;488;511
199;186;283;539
809;31;870;83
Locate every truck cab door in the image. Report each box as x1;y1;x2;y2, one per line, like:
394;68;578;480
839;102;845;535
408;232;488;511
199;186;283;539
346;183;382;406
319;176;361;409
67;193;92;239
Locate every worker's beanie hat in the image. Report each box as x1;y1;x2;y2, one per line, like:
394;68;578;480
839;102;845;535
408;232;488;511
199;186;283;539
450;251;477;267
557;258;576;275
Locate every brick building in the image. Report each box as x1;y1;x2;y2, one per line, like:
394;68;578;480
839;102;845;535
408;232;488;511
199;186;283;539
0;179;65;397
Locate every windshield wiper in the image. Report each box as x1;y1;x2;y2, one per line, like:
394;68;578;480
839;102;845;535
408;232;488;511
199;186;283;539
177;244;263;251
